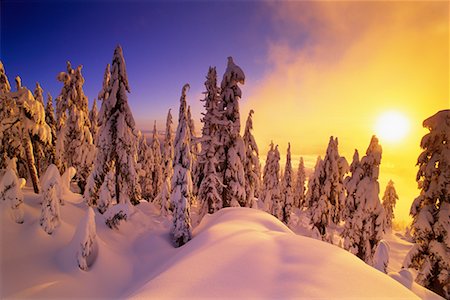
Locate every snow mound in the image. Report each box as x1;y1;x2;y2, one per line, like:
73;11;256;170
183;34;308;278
131;207;418;299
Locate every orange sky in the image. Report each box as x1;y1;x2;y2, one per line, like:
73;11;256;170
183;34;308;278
241;1;449;226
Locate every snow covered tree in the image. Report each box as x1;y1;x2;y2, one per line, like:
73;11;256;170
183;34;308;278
0;61;11;94
84;45;141;208
151;121;163;203
0;75;51;193
89;98;99;145
171;84;193;247
32;83;47;178
137;131;153;200
76;207;97;271
281;143;294;224
0;167;25;224
294;157;306;210
197;67;222;217
243;110;261;208
219;57;246;208
161;109;174;216
98;164;116;214
382;180;398;231
56;62;95;192
40;173;61;235
373;240;390;273
44;93;59;170
260;142;281;214
342;136;385;264
404;110;449;299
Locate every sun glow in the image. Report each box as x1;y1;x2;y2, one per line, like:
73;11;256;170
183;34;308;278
375;111;410;143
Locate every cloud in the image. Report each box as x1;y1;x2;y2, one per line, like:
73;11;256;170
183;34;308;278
242;1;449;223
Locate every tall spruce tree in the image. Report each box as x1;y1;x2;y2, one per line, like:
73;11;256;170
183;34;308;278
342;136;385;264
89;98;99;145
281;143;294;224
243;110;261;208
161;109;174;216
44;93;59;170
151;121;163;203
84;45;141;208
137;131;153;200
171;84;193;247
404;110;449;299
382;180;398;231
260;142;281;214
294;157;306;210
198;67;223;217
219;57;246;207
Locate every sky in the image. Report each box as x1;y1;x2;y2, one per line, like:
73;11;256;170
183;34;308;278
2;0;449;225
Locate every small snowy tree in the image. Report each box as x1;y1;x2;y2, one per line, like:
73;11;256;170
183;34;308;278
151;121;163;203
373;240;390;273
76;207;97;271
260;142;281;214
40;174;61;234
137;131;153;200
219;57;246;208
382;180;398;231
294;157;306;210
171;84;193;247
243;110;261;208
161;109;174;216
281;143;294;224
89;98;99;145
0;167;25;224
84;46;141;208
98;164;116;214
342;136;385;264
404;110;449;299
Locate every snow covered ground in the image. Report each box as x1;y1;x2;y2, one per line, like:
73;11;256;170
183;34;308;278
1;189;443;299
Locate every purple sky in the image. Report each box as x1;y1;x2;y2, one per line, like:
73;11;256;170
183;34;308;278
2;0;300;130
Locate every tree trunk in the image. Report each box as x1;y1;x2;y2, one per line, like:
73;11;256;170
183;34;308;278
23;134;40;193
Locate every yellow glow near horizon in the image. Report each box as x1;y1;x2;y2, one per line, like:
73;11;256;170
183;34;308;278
375;112;410;144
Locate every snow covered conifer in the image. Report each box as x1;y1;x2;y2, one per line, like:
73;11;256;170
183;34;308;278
85;45;141;208
151;121;163;203
373;240;390;273
161;109;174;215
89;98;99;145
281;143;294;224
44;93;59;170
171;84;193;247
294;157;306;209
342;136;385;264
0;168;25;224
219;57;246;207
137;131;153;201
382;180;398;231
243;110;261;208
76;207;97;271
404;110;449;298
260;142;281;214
40;174;61;234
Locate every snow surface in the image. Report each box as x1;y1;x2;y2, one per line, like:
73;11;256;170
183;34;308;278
1;189;443;299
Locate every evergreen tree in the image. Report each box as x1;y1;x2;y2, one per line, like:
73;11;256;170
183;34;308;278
161;109;174;216
0;75;51;193
281;143;294;224
219;57;246;207
137;131;153;200
197;67;222;216
342;136;385;265
151;121;163;203
382;180;398;231
243;109;261;208
76;207;97;271
40;175;61;234
171;84;193;247
44;93;59;170
260;142;281;214
98;163;116;214
84;45;141;208
32;83;47;177
305;156;324;223
89;98;99;145
404;110;449;299
0;168;25;224
56;62;95;192
294;157;306;210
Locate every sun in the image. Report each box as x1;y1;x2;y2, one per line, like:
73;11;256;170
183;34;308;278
375;111;410;143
